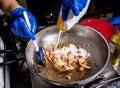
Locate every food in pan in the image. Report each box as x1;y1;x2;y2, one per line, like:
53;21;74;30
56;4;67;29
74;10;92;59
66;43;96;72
44;44;91;72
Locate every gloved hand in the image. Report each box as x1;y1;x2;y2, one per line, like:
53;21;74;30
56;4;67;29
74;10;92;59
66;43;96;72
62;0;87;21
107;16;120;28
10;7;37;40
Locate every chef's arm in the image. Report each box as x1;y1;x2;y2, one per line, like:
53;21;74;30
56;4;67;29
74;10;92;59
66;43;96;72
0;0;21;16
0;0;37;40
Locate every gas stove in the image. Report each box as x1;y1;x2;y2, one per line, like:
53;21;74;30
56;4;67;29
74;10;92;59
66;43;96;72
0;14;120;88
0;14;32;88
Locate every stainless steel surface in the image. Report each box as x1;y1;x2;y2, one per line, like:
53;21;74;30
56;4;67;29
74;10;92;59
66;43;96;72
25;24;110;87
92;76;120;88
101;63;119;80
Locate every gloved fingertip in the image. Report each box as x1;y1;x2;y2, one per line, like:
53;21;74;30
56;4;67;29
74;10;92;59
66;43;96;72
72;6;80;16
73;10;79;16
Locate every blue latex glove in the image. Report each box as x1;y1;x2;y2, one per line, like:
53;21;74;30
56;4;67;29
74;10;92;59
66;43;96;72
62;0;87;21
107;16;120;28
10;7;37;40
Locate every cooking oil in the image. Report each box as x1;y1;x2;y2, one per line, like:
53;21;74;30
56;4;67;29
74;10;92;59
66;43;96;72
57;14;68;32
56;0;91;49
110;33;120;67
57;0;91;32
110;46;120;67
54;30;62;49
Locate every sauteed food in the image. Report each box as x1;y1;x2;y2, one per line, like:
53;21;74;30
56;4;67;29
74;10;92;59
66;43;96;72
37;43;91;80
44;44;91;72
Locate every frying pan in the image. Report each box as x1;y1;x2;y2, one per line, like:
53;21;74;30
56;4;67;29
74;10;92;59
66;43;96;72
25;24;110;87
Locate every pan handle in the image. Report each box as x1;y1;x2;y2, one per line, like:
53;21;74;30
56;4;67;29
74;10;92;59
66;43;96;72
83;74;104;88
73;75;104;88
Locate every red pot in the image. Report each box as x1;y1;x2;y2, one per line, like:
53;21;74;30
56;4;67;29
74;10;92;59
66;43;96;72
80;18;117;41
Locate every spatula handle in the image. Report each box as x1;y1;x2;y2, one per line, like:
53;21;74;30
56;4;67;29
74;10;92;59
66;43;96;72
23;11;39;51
23;11;31;29
33;40;39;51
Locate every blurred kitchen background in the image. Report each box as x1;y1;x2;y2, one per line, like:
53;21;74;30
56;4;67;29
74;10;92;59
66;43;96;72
18;0;120;22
